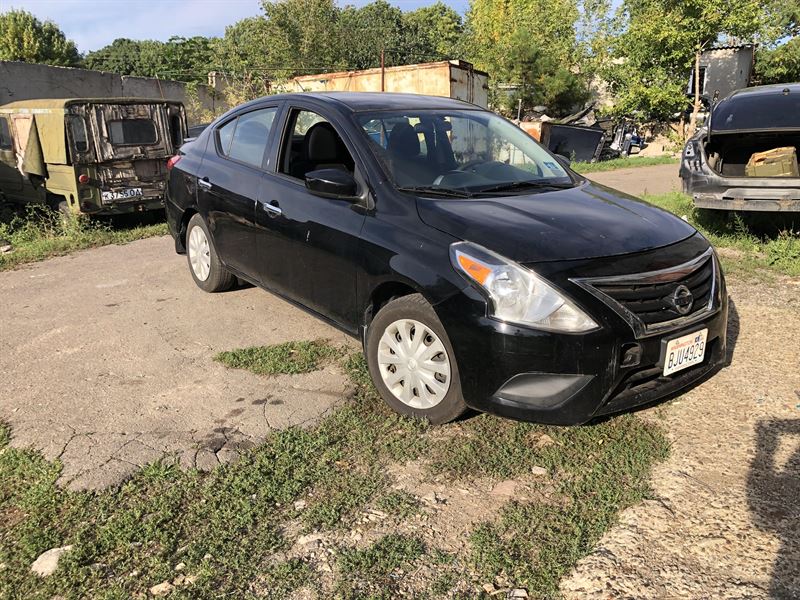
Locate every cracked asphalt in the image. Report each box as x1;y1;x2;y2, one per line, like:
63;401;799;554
0;236;354;490
0;165;680;490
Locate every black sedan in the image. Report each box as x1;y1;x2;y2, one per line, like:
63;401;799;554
166;92;728;425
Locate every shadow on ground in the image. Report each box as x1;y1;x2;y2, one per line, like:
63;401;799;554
748;417;800;598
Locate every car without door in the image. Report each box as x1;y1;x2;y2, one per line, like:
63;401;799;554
166;92;728;425
0;98;187;215
680;83;800;212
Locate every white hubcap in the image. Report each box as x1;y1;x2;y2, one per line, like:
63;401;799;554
188;225;211;282
377;318;451;409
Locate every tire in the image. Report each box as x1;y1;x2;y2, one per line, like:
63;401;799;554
185;213;235;293
366;293;467;424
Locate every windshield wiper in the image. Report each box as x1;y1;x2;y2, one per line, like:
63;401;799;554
476;180;574;194
397;185;474;198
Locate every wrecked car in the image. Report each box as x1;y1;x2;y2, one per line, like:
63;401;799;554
680;84;800;212
0;98;187;215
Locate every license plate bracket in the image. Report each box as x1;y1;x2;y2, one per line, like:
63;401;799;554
661;328;708;376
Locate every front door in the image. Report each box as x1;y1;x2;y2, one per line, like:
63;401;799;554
256;106;366;329
197;105;280;278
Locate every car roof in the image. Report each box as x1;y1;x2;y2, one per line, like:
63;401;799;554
0;98;183;111
239;92;481;113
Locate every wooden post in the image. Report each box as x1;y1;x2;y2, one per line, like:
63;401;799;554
381;48;385;92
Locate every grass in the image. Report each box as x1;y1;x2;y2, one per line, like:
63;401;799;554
214;340;342;376
0;339;670;599
572;154;678;174
0;205;167;271
644;192;800;278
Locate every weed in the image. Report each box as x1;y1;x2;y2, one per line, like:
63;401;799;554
375;490;421;519
0;205;167;271
337;533;425;597
214;340;342;375
572;155;678;174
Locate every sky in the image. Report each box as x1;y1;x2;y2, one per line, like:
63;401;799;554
2;0;471;54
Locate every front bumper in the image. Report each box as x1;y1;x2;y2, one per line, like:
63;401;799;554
436;240;728;425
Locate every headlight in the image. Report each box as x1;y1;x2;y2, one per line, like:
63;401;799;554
450;241;599;333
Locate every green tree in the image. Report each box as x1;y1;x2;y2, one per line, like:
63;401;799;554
465;0;587;115
0;9;80;66
338;0;406;69
403;2;464;61
608;0;777;131
754;38;800;85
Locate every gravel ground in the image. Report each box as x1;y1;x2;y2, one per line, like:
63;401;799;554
561;277;800;599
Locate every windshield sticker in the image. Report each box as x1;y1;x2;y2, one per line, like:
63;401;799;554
544;161;558;170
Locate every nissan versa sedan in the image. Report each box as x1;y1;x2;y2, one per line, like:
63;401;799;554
166;92;728;425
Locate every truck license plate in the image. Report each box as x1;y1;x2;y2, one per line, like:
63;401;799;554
663;328;707;376
102;187;143;201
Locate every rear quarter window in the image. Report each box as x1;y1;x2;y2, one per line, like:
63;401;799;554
108;119;158;145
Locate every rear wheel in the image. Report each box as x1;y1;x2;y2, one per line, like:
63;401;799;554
186;213;234;292
366;293;466;424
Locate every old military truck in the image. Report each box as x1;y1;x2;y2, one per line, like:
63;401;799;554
0;98;187;215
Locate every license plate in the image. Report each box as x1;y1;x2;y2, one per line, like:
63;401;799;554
102;187;143;201
663;328;708;376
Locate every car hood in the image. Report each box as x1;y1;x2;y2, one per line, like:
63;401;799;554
415;180;697;263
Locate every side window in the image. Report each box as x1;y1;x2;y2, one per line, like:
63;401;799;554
0;118;11;151
217;118;237;155
216;107;277;168
279;109;355;179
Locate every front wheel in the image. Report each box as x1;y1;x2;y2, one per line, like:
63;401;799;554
185;213;235;293
366;293;467;424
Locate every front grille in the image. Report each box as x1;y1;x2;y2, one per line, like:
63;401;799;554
574;248;717;337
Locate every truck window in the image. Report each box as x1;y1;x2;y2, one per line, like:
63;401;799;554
0;118;11;150
170;114;183;148
108;119;158;145
68;115;88;153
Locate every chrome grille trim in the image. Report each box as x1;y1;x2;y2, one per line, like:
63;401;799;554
571;247;719;338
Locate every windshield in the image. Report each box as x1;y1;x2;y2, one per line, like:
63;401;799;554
355;109;572;196
712;90;800;132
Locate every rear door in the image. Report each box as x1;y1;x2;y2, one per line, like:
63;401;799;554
197;104;281;279
90;103;173;205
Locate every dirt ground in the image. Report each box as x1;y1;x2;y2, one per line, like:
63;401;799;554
589;162;682;197
560;277;800;599
0;236;354;490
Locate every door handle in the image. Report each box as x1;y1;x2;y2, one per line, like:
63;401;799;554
262;201;282;216
197;177;212;190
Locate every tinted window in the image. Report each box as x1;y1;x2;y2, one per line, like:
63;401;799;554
0;118;11;150
227;108;277;167
69;115;88;153
217;119;236;155
108;119;157;145
712;90;800;131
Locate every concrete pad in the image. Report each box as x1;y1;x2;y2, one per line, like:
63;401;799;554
0;236;355;490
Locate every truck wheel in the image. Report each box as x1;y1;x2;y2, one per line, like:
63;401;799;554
186;213;234;293
366;293;467;425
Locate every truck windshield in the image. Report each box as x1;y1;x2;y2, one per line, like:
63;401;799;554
356;109;572;197
108;119;158;145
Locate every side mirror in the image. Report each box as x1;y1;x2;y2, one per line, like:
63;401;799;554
554;154;571;168
304;169;358;200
